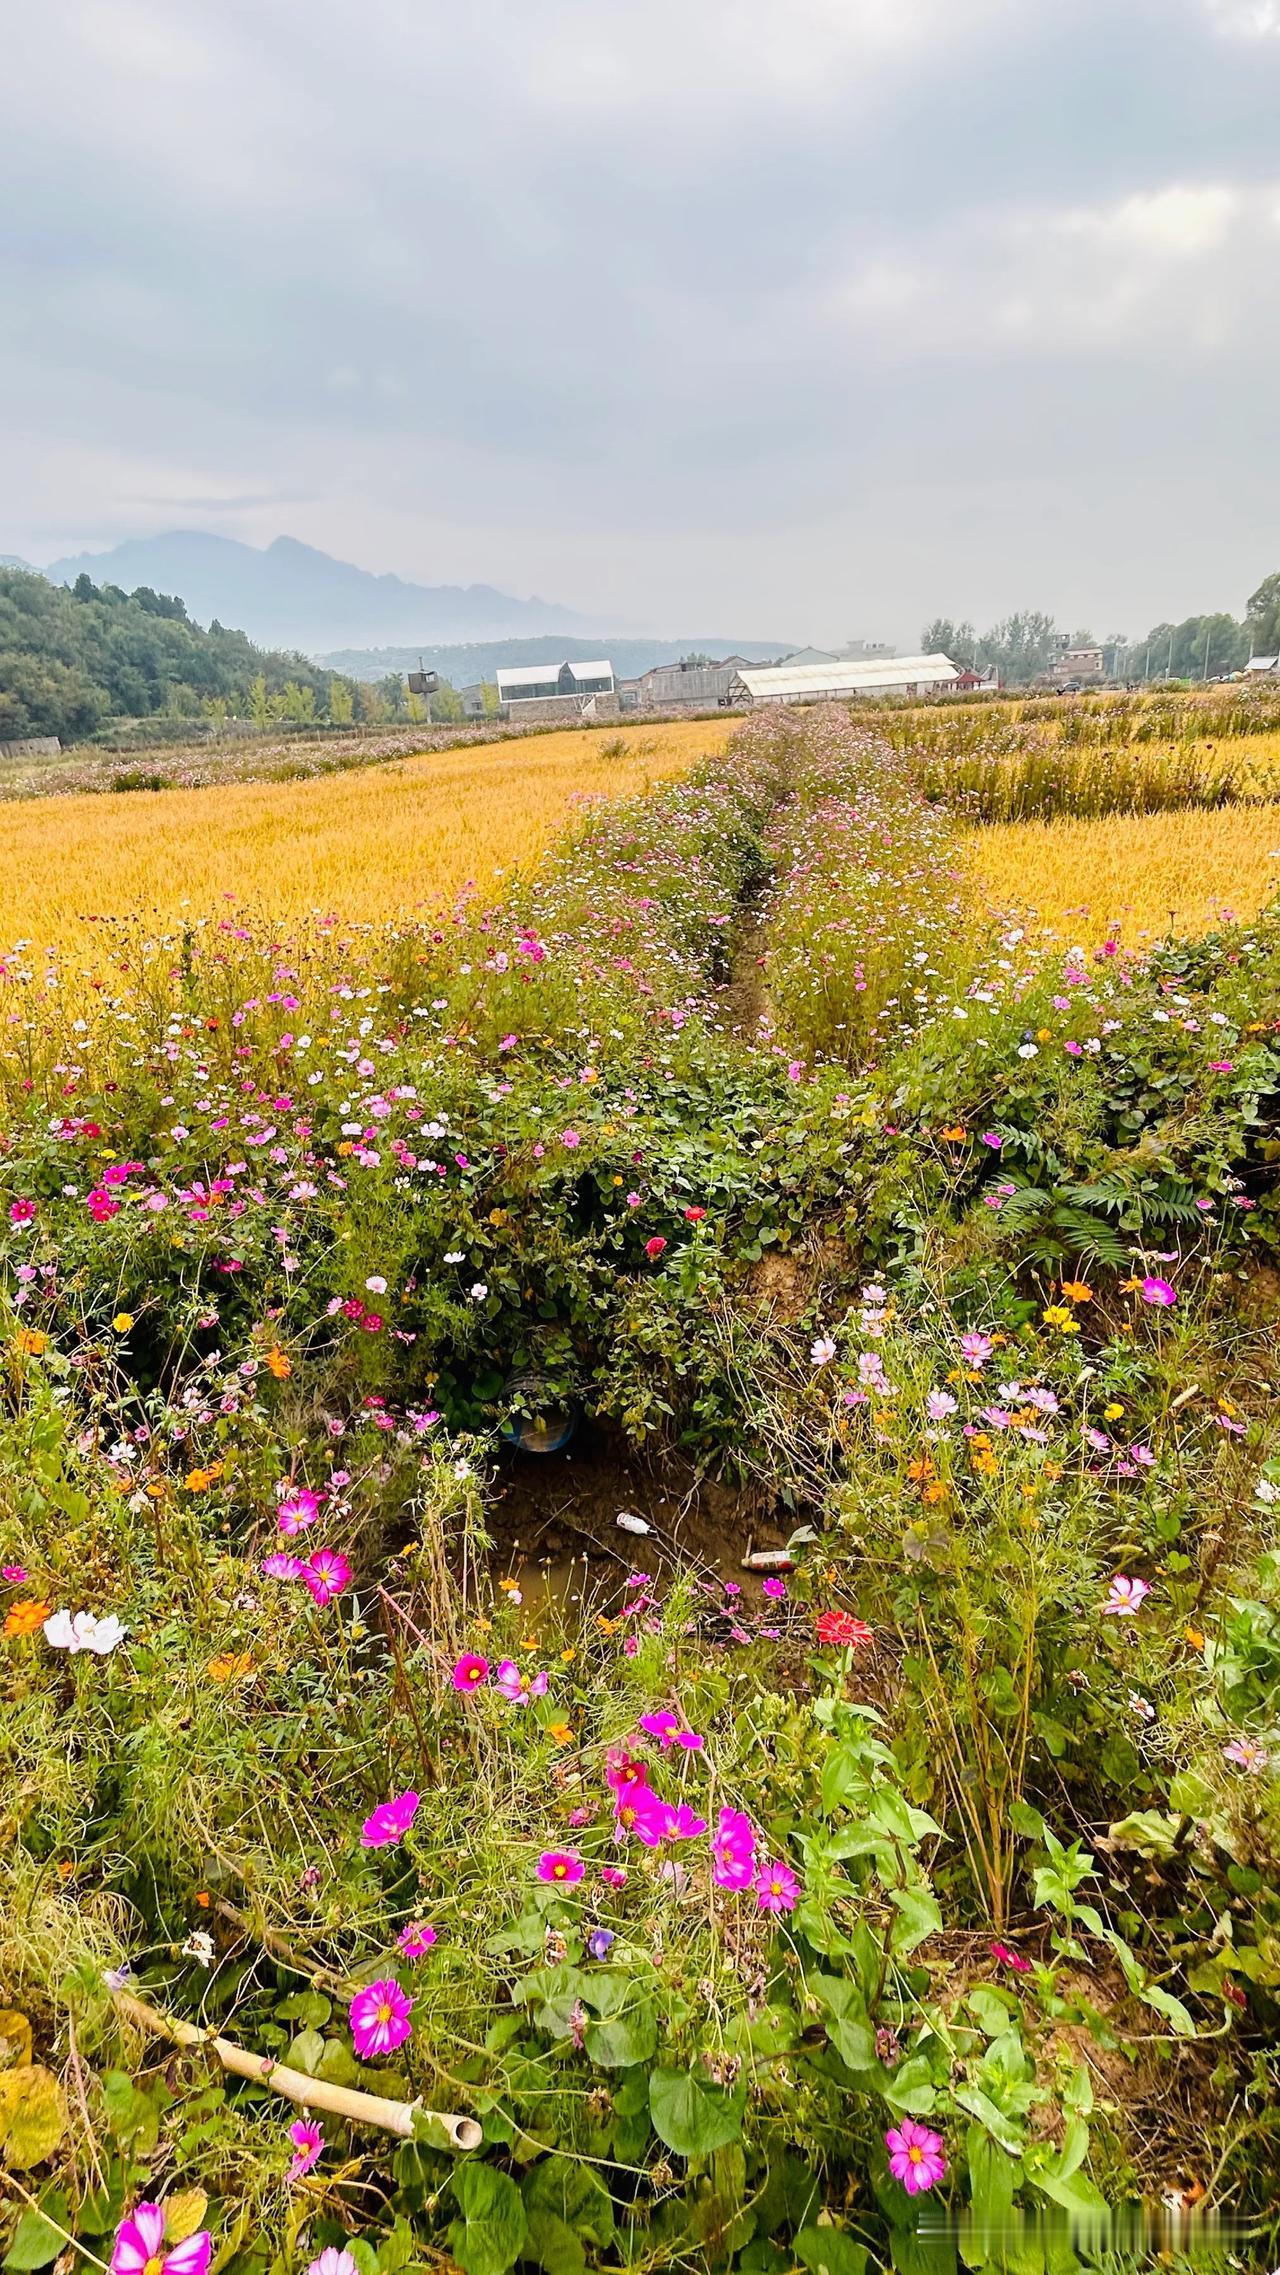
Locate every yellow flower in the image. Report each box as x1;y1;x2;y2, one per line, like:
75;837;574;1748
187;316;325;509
4;1599;51;1638
1037;1027;1053;1042
1103;1402;1125;1421
1184;1626;1205;1650
1041;1305;1073;1328
559;1646;577;1664
112;1312;135;1334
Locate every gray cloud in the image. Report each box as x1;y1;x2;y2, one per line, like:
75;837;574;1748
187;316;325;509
2;0;1278;641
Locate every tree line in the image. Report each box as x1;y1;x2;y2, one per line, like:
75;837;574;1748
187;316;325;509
923;571;1280;688
0;569;502;746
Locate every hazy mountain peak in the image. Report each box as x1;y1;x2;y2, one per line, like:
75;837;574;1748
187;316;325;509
39;530;598;654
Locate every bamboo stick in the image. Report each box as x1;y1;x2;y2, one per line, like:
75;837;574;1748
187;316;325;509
110;1986;482;2152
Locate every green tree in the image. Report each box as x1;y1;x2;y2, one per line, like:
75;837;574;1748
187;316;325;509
249;674;270;726
1246;571;1280;657
327;676;354;725
921;618;978;665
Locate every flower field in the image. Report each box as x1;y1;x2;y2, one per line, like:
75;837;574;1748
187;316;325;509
2;702;1279;2274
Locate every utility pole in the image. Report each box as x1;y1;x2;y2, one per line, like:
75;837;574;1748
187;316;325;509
1202;621;1212;681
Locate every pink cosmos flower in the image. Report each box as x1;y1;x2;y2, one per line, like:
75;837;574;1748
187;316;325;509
711;1806;756;1890
306;2253;358;2275
397;1921;438;1956
2;1565;28;1584
495;1658;548;1704
959;1332;992;1365
349;1977;413;2059
1223;1737;1270;1772
262;1553;307;1581
638;1711;704;1751
885;2119;947;2195
452;1652;489;1691
304;1548;351;1606
1102;1574;1151;1618
990;1940;1031;1973
287;2118;323;2179
360;1789;420;1848
537;1849;584;1885
1140;1276;1177;1308
606;1748;649;1793
8;1199;36;1226
755;1860;800;1912
110;2204;212;2275
761;1576;787;1600
663;1802;709;1841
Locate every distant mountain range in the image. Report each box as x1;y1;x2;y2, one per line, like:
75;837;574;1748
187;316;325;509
38;532;602;653
319;636;791;684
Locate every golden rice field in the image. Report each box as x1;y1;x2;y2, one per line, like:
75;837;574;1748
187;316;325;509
0;719;728;958
973;799;1280;942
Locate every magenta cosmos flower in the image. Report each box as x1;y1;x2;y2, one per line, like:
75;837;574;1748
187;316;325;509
398;1921;438;1956
111;2204;212;2275
1140;1276;1177;1307
304;1548;351;1606
990;1940;1031;1973
287;2118;323;2179
277;1486;324;1534
537;1849;584;1885
755;1860;800;1913
1102;1574;1151;1617
360;1789;420;1848
886;2120;946;2194
495;1658;548;1704
451;1652;489;1691
349;1977;413;2059
711;1806;756;1891
638;1711;704;1751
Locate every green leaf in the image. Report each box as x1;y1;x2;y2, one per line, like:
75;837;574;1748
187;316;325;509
648;2067;743;2157
888;1886;943;1955
284;2028;326;2077
1140;1985;1197;2038
449;2163;528;2275
3;2199;68;2271
793;2225;868;2275
583;2000;657;2070
523;2159;614;2247
522;2212;583;2275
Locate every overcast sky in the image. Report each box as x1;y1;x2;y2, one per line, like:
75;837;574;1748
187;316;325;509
3;0;1279;644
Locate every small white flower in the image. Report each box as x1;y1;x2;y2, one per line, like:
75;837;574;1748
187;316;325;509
1017;1043;1039;1059
810;1336;837;1366
364;1275;387;1294
44;1609;128;1656
444;1250;465;1264
182;1931;215;1968
469;1282;488;1301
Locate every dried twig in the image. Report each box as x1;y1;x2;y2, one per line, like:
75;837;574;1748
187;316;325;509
111;1985;482;2152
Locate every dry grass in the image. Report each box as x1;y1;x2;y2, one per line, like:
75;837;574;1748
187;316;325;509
0;719;729;956
972;800;1280;943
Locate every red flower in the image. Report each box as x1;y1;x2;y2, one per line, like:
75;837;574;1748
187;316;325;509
815;1610;873;1648
644;1237;667;1259
683;1206;707;1222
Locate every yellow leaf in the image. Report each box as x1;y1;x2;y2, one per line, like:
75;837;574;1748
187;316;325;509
164;2189;210;2243
0;2013;32;2071
0;2064;67;2168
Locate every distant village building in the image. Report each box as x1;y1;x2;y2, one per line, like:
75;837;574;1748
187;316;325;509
617;656;757;710
728;653;963;707
1244;653;1280;677
1049;644;1105;686
495;659;618;723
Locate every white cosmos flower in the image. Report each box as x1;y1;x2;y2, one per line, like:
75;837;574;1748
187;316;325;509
810;1336;837;1366
44;1609;128;1655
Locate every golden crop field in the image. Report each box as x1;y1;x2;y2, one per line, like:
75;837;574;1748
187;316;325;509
0;719;729;957
972;799;1280;942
